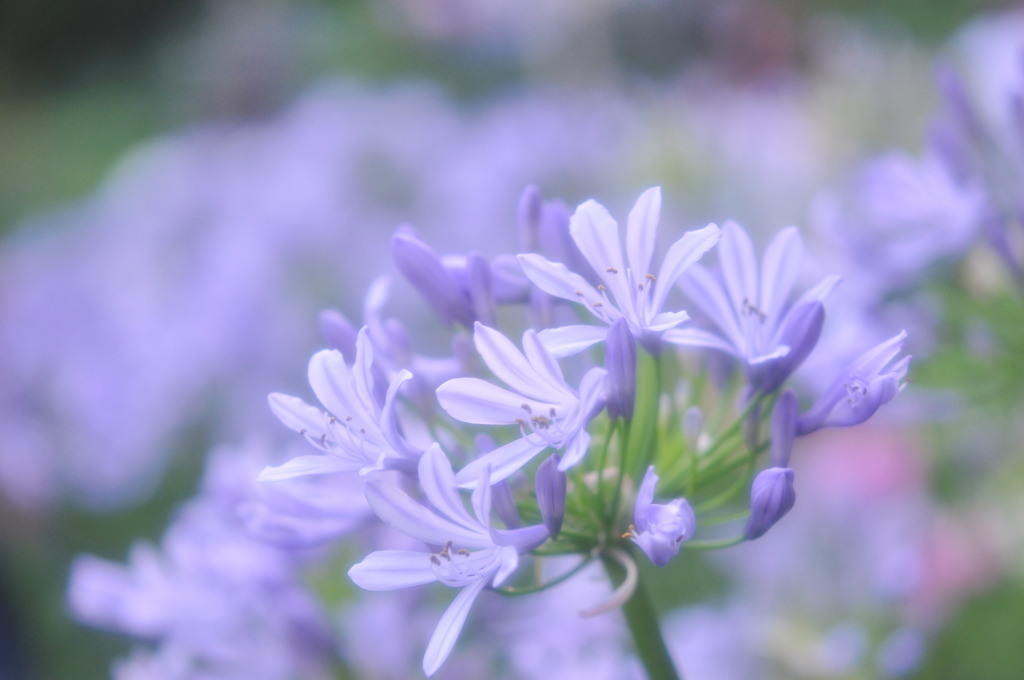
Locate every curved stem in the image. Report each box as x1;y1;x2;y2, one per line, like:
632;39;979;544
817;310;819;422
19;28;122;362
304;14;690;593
600;547;682;680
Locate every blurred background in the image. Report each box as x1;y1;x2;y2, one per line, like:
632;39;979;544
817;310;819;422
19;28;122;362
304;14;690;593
2;0;1024;678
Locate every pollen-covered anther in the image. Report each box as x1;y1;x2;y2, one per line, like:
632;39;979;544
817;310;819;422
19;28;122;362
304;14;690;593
521;403;533;414
606;266;618;274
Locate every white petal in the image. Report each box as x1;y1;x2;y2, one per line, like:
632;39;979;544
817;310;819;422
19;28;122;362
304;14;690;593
423;578;488;676
626;187;661;283
348;550;437;591
536;324;608;358
651;222;721;315
258;455;356;481
437;378;557;425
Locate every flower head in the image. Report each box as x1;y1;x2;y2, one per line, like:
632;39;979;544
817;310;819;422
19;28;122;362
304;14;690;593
518;187;720;355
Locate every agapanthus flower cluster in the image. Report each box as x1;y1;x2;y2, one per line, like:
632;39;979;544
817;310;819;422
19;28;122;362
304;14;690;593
263;185;910;676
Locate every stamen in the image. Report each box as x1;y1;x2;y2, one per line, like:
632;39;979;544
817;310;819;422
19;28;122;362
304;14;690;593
606;267;618;274
521;403;533;414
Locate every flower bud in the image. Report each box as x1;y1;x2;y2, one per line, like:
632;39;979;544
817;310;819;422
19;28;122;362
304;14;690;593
744;467;796;540
536;456;566;536
391;228;474;327
605;318;637;420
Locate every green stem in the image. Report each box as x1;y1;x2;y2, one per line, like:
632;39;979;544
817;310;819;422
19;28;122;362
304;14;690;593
601;548;681;680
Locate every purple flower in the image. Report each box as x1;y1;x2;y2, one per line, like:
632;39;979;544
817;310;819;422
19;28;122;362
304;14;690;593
262;327;421;479
797;331;911;435
629;466;696;566
744;467;796;540
348;444;547;676
518;187;721;356
671;222;840;393
436;322;607;487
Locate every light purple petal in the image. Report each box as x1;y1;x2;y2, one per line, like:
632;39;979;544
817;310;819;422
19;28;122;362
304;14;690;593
661;327;738;355
679;264;744;350
351;328;378;418
258;455;356;481
626;187;661;282
651;222;721;314
794;274;842;306
570;199;631;308
535;324;608;357
634;466;658;532
517;253;602;306
437;378;558;425
423;578;488;676
473;323;569;402
348;550;437;591
647;310;691;333
267;393;325;436
759;226;803;317
455;437;545;488
380;369;418;459
521;329;567;392
364;479;486;547
308;350;374;427
417;444;478;533
557;429;592;470
718;221;758;325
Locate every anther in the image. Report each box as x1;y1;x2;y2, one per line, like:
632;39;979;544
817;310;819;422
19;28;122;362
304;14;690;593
743;298;768;322
606;267;618;274
521;403;533;414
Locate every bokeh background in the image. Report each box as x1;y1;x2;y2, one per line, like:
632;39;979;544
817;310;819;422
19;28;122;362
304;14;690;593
2;0;1024;678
